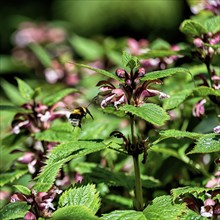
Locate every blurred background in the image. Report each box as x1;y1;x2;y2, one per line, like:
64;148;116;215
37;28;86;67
1;0;191;54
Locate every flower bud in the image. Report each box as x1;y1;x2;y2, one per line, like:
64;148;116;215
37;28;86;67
137;67;146;77
115;68;126;78
193;38;203;47
24;211;36;220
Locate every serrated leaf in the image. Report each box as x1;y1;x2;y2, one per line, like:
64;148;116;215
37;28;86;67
141;67;191;81
28;43;51;67
163;89;193;110
180;209;207;220
122;51;140;70
43;88;79;106
180;19;207;37
0;202;30;220
204;16;220;34
143;195;186;220
120;104;169;126
69;34;104;60
159;129;203;140
33;140;107;192
13;185;31;195
15;78;34;101
193;86;220;97
59;184;100;214
138;50;179;59
51;205;99;220
187;134;220;154
0;170;28;187
76;63;123;82
101;210;146;220
171;186;219;202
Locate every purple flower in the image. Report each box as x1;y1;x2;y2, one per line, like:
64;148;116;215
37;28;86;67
192;99;206;117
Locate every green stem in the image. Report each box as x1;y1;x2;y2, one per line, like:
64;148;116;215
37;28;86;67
133;154;144;210
130;114;143;210
205;59;213;87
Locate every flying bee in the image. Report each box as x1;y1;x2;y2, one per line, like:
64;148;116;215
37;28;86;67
68;106;94;128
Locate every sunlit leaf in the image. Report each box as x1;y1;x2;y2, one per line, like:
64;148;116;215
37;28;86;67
15;78;34;101
122;51;140;70
33;140;107;192
204;16;220;34
120;104;170;126
143;195;186;220
102;210;146;220
0;202;30;220
187;134;220;154
180;19;207;37
59;184;101;214
141;67;191;81
51;205;99;220
13;185;31;195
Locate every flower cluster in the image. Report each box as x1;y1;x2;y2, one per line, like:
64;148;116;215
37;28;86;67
127;38;180;71
11;102;62;134
10;186;62;219
190;0;220;15
11;101;64;175
12;22;66;47
96;67;169;109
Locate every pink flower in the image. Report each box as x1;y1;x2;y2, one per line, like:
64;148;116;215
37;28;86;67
192;99;206;117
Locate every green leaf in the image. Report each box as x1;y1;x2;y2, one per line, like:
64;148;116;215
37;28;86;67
187;134;220;154
120;104;170;126
15;78;34;101
35;124;75;142
75;63;123;82
150;38;171;50
204;16;220;33
28;43;51;67
0;105;32;113
59;184;100;214
101;210;146;220
0;170;28;187
141;67;191;81
171;186;219;202
143;195;186;220
1;79;26;105
159;129;203;140
163;89;193;110
138;50;179;59
122;51;140;70
83;166;160;190
180;209;207;220
69;34;104;60
180;19;208;37
51;205;99;220
13;185;31;195
105;195;133;208
43;88;79;106
193;86;220;97
33;140;107;192
0;202;30;220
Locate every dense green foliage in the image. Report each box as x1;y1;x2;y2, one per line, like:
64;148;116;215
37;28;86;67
0;1;220;219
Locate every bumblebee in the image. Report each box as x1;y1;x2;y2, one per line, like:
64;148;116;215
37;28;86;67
68;107;93;128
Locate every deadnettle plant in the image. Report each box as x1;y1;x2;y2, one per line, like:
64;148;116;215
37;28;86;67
94;55;170;210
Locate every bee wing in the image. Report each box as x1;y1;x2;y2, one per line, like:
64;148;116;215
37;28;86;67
86;108;94;120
